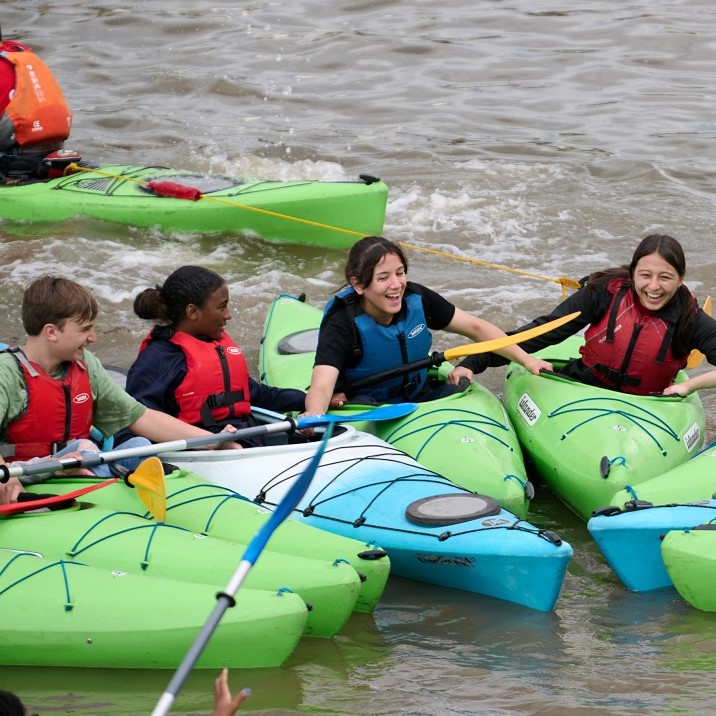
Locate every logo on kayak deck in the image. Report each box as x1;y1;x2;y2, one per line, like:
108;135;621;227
407;323;426;340
683;423;701;453
481;518;510;528
416;553;476;568
73;392;90;404
227;346;242;355
517;393;541;426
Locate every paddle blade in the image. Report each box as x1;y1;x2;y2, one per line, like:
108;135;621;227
296;402;418;429
443;311;582;361
127;457;167;522
686;295;712;369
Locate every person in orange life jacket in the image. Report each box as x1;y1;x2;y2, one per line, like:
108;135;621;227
302;235;553;416
458;234;716;396
0;37;73;179
124;266;308;448
0;276;240;505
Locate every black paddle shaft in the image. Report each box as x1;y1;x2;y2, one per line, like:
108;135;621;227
343;351;445;393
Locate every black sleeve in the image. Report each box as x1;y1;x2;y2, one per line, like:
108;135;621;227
407;282;456;329
688;308;716;367
125;341;187;414
248;377;306;413
457;284;607;373
314;303;357;371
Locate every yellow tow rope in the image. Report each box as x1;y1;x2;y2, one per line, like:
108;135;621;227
398;241;580;299
64;163;581;296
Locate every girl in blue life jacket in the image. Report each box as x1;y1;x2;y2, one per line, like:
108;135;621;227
302;235;552;415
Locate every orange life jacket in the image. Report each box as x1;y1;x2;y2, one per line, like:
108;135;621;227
0;41;72;150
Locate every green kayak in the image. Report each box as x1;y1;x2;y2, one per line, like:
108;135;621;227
503;336;706;521
1;492;361;639
0;547;306;668
0;164;388;248
608;441;716;510
258;294;532;517
661;525;716;611
42;469;391;614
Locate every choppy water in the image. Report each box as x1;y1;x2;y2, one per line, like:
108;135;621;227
2;1;716;714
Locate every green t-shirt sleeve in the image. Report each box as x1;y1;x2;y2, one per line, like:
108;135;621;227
84;351;146;437
0;353;28;429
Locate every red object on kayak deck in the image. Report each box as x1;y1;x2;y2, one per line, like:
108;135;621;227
0;477;120;516
147;181;203;200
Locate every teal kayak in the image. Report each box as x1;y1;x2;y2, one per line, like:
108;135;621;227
661;525;716;611
160;420;572;612
258;294;533;517
587;442;716;591
41;468;391;614
0;164;388;248
502;336;705;521
0;547;306;668
588;500;716;592
1;493;361;639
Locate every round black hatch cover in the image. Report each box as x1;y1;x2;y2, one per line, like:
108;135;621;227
406;493;501;526
278;329;320;355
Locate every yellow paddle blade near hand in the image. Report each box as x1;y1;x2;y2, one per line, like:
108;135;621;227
127;456;167;522
443;311;581;361
686;295;712;370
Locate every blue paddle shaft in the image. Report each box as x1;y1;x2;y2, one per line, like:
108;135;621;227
150;423;334;716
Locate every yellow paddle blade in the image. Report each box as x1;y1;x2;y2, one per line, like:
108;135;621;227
127;456;167;522
686;295;712;369
443;311;581;361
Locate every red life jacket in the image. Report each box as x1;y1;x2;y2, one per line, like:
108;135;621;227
0;41;72;150
158;330;251;427
579;279;687;395
3;349;93;461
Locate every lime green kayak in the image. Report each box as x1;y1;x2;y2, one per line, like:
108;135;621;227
0;547;306;668
258;294;532;517
2;492;361;638
503;336;706;521
661;526;716;611
0;165;388;248
608;441;716;510
42;469;391;613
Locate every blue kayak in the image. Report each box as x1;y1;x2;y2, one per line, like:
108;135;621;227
588;440;716;591
164;421;573;612
588;500;716;591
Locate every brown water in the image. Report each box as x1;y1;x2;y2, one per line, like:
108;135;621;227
1;1;716;714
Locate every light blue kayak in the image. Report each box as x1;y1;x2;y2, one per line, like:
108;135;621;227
588;440;716;591
588;500;716;591
165;419;573;612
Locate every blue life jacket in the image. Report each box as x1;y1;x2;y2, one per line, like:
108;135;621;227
325;287;432;403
